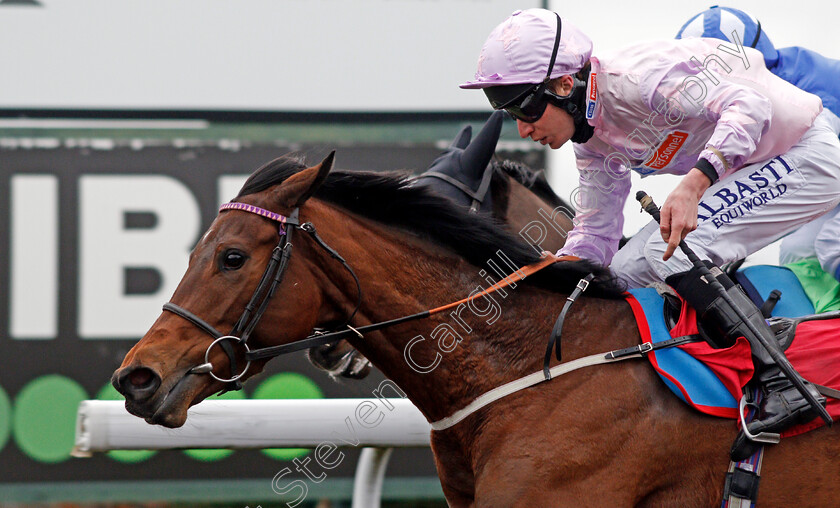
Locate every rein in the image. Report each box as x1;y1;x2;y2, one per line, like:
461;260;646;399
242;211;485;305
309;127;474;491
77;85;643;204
246;251;560;362
161;202;564;391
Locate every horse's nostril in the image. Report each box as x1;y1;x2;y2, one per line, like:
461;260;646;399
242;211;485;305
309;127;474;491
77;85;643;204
128;368;153;389
114;366;161;402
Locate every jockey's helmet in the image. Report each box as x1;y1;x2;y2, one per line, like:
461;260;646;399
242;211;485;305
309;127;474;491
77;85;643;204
676;6;779;68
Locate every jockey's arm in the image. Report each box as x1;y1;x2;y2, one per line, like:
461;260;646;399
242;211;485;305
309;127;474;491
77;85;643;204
557;144;631;266
659;168;712;261
650;66;773;260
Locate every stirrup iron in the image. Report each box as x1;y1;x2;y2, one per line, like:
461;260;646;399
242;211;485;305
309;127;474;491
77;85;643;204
738;395;780;444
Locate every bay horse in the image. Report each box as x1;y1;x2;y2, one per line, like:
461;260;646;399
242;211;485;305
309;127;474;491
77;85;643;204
112;154;839;507
308;112;574;380
307;156;574;380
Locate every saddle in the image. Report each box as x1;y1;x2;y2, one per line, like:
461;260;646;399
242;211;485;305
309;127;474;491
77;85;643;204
732;264;816;318
628;286;840;438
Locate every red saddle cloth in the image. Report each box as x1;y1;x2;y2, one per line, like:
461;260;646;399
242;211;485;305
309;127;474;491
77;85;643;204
670;303;840;437
778;316;840;436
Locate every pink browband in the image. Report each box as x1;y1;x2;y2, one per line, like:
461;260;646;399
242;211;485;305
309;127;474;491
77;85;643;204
219;202;299;235
219;202;290;223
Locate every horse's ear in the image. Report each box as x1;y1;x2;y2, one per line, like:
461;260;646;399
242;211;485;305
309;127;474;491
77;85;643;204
449;125;472;150
276;151;335;207
460;110;503;178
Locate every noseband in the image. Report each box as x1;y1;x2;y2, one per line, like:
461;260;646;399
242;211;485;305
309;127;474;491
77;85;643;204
162;202;362;392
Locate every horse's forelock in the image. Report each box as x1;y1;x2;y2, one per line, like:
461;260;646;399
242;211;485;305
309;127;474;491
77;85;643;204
236;155;308;198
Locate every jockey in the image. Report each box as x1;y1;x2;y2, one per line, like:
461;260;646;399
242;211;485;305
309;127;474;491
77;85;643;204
677;5;840;302
461;8;840;453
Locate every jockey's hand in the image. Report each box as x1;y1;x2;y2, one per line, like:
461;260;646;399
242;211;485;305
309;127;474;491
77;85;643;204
659;168;712;261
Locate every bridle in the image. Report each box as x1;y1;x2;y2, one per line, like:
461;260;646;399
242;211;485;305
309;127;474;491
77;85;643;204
162;201;362;392
163;200;562;393
413;162;496;214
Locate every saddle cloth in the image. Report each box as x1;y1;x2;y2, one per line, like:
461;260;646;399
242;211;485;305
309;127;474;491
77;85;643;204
626;288;840;437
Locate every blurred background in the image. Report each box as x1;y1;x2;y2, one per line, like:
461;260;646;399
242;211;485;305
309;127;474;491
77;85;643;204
0;0;837;506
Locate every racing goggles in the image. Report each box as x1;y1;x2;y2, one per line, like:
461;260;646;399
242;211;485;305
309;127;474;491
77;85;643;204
484;82;566;123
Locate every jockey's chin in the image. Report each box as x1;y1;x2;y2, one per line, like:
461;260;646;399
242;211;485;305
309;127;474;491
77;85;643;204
516;105;576;151
548;137;570;150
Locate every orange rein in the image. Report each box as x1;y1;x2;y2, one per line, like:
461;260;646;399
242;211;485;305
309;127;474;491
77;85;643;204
245;253;577;362
427;253;577;316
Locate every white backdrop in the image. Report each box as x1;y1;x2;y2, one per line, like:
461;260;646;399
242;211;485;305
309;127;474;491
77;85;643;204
0;0;538;111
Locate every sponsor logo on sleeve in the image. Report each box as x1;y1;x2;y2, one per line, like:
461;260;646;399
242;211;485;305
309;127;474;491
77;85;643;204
642;130;689;170
585;73;597;120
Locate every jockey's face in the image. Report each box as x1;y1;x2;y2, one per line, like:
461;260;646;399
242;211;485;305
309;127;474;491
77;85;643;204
515;103;575;150
515;75;576;150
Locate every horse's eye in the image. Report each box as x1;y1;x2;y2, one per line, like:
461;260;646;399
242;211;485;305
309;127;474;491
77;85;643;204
220;250;247;271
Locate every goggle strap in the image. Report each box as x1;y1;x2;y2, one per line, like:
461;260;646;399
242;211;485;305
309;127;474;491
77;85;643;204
496;13;563;123
543;13;563;83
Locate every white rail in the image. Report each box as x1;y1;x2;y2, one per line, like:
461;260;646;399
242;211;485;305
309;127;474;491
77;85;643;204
73;399;433;508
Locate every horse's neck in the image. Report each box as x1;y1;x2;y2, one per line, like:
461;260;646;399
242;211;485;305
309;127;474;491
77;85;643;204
315;208;630;422
500;177;572;254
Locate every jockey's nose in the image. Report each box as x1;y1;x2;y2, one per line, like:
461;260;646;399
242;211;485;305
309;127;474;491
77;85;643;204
112;365;162;402
516;119;534;138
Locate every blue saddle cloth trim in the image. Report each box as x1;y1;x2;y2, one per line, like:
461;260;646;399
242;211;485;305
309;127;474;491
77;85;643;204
735;265;814;318
629;288;738;411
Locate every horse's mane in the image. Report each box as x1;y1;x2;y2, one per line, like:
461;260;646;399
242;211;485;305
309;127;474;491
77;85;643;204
492;159;571;210
237;156;625;299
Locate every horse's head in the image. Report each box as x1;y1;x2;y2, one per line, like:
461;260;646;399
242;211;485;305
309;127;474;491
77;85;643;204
112;153;343;427
414;110;504;212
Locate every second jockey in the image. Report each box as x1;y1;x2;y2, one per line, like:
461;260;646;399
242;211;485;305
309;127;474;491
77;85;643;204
677;5;840;311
